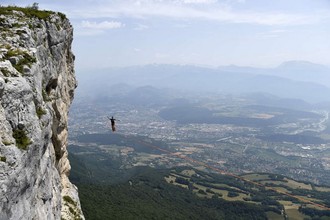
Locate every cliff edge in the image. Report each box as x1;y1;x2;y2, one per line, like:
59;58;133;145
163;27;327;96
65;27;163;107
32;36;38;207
0;7;84;220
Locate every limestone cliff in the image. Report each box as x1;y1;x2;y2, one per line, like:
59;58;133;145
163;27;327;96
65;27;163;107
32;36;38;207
0;7;84;220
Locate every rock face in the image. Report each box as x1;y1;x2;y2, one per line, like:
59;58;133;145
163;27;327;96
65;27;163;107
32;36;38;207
0;8;84;220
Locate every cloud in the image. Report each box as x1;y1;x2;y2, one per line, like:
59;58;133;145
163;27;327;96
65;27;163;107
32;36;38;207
230;12;311;26
34;0;330;27
81;20;125;29
66;1;330;26
75;20;125;36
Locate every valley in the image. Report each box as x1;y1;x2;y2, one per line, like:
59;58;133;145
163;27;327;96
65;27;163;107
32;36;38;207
68;64;330;219
69;93;330;186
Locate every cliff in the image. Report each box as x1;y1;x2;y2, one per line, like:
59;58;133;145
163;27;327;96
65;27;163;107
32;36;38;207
0;7;84;220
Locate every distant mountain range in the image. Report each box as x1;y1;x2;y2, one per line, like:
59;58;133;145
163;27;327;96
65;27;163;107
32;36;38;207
219;61;330;86
77;61;330;104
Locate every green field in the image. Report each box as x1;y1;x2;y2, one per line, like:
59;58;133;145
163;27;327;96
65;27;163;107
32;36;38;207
266;211;284;220
285;208;310;220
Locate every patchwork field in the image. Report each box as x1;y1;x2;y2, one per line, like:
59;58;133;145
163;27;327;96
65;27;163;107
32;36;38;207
165;170;330;219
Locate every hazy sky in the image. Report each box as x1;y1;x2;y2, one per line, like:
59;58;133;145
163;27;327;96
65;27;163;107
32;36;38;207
3;0;330;70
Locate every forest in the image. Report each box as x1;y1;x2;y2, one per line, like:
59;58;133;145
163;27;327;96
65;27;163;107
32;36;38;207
75;167;269;220
69;156;330;220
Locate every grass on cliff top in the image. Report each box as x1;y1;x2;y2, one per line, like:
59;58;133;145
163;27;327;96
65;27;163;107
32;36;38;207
0;5;66;20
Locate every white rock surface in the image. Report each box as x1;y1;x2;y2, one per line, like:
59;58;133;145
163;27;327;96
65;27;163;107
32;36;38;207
0;9;84;220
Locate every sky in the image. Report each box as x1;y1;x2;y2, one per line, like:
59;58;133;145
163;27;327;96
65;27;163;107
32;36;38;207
3;0;330;70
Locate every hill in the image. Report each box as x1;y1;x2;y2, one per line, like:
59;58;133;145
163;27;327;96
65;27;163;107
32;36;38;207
77;63;330;103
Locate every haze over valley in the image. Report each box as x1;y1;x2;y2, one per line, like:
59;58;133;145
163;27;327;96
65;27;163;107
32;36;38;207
78;61;330;103
70;62;330;184
68;62;330;218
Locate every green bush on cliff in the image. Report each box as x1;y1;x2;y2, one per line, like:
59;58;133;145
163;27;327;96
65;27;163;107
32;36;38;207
36;106;47;118
63;196;76;206
0;67;11;77
4;49;36;74
12;128;31;150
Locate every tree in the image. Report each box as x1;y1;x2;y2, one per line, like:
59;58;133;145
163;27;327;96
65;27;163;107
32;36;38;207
31;2;39;10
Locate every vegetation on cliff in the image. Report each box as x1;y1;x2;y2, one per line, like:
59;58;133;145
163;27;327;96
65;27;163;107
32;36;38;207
0;4;65;20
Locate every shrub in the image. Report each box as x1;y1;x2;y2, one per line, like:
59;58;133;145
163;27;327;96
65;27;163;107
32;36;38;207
57;12;66;20
0;67;11;77
0;156;6;162
69;207;75;214
175;177;189;185
12;128;31;150
30;3;39;10
63;195;76;206
36;106;46;118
